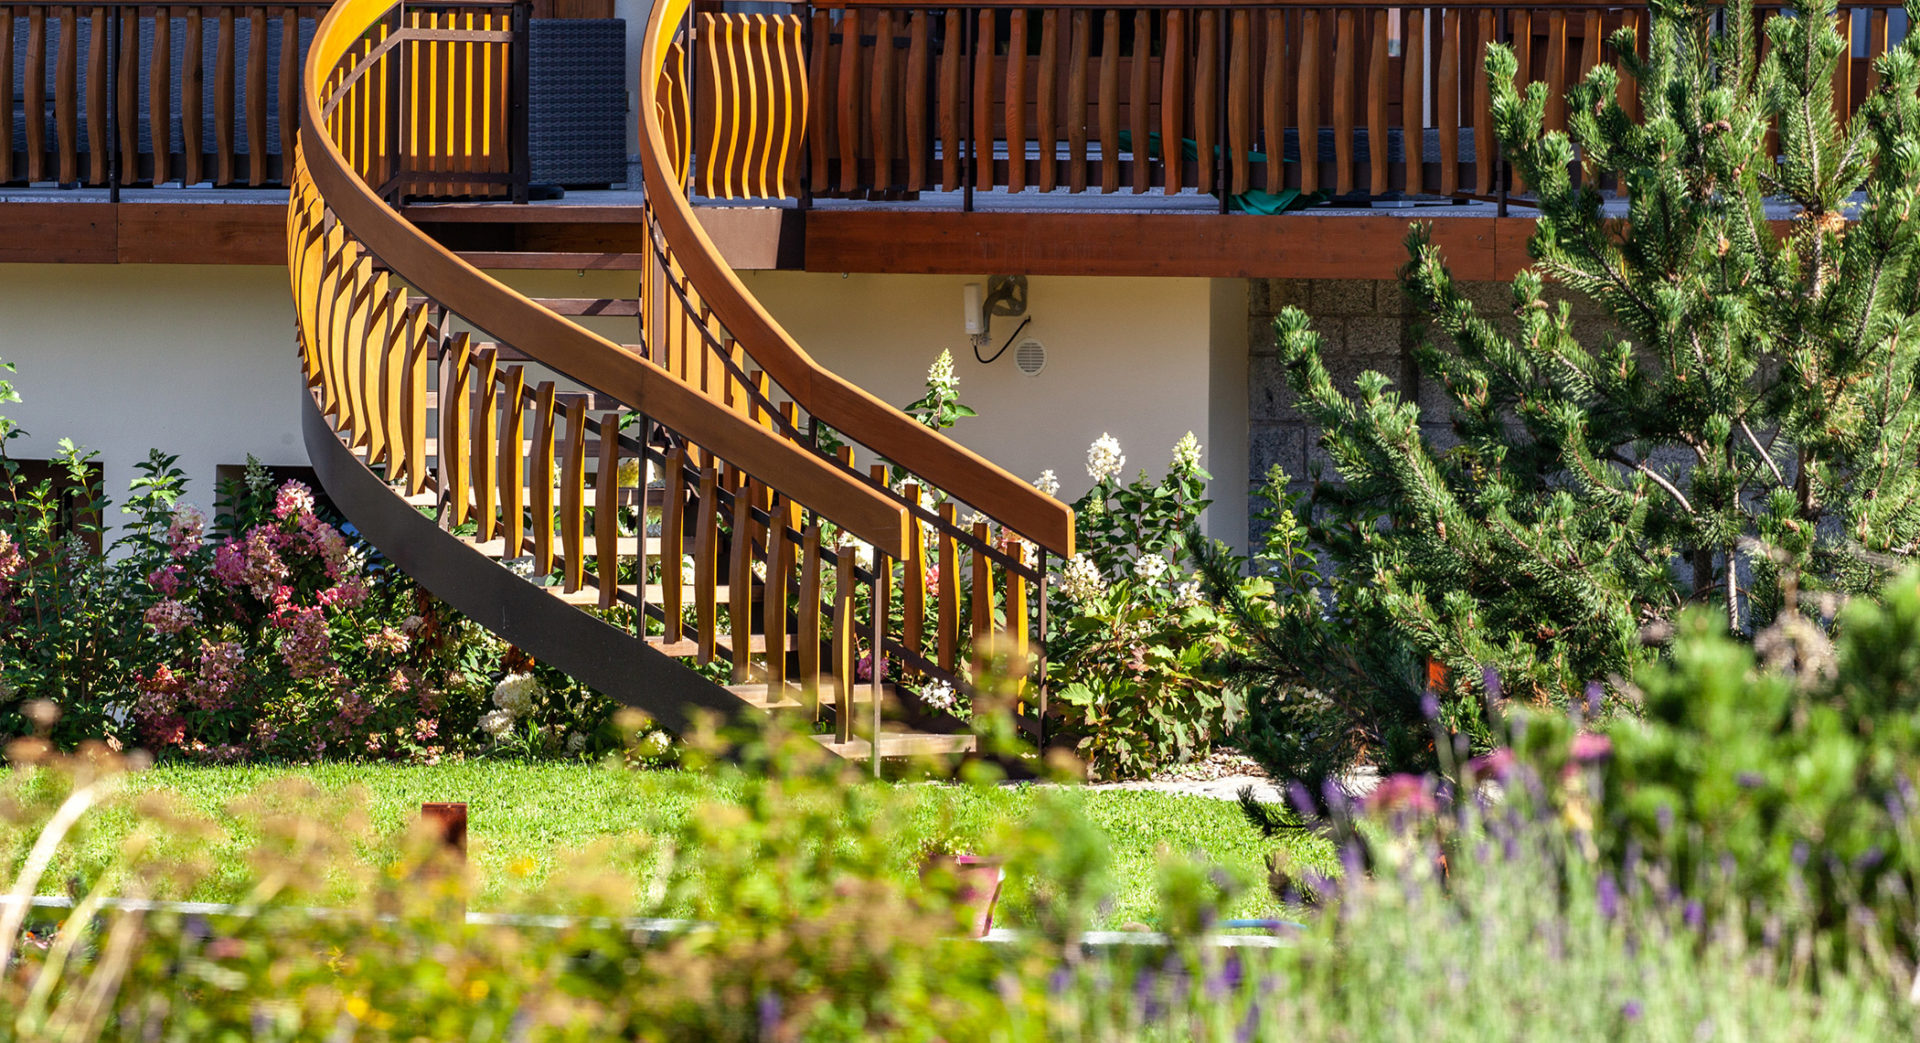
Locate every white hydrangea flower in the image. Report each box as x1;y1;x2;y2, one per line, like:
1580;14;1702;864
1175;580;1204;609
963;511;989;530
680;554;697;586
920;680;958;712
1033;469;1060;497
751;559;768;580
492;672;544;717
617;458;642;487
1059;553;1107;603
1087;433;1126;483
480;709;516;740
1171;432;1203;472
835;530;874;569
1132;554;1169;584
928;349;957;395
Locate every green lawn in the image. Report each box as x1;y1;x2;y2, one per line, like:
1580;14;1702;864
42;762;1327;928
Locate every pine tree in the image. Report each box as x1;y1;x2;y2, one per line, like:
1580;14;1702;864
1275;0;1920;711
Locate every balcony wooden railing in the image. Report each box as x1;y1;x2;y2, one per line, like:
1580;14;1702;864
292;0;1072;761
2;0;526;193
682;0;1909;206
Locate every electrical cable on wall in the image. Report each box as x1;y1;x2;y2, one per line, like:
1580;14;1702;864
976;316;1032;365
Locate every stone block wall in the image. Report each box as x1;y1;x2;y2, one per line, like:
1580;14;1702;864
1245;277;1616;547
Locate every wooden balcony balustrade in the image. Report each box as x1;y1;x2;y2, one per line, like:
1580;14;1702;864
292;0;1073;764
678;0;1910;205
2;0;526;194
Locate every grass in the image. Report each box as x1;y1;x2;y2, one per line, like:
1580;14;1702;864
42;761;1329;928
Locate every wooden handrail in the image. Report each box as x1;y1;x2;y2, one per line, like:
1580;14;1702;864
300;0;910;557
640;0;1076;557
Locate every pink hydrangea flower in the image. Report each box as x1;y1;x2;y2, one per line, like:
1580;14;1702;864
240;527;290;600
147;564;184;597
276;605;332;679
1365;773;1438;816
165;505;206;558
143;598;200;636
189;640;246;711
319;576;369;610
0;530;23;581
1570;732;1613;763
364;626;410;655
273;481;316;521
211;540;247;588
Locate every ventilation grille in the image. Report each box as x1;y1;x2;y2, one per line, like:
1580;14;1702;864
1015;339;1047;376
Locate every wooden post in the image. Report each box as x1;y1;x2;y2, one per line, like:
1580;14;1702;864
421;802;468;857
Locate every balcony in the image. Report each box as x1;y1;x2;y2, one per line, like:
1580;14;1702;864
4;0;1904;276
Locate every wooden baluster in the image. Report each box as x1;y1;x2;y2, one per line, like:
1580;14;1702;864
1867;7;1889;94
1437;7;1459;196
362;284;399;464
330;255;370;430
906;10;929;191
1128;10;1149;193
559;400;588;593
1833;8;1853;122
1068;9;1089;192
1005;8;1026;193
470;346;499;542
693;466;719;663
662;444;688;642
1542;11;1567;133
764;494;796;691
280;9;298;181
378;292;408;475
1263;11;1287;194
215;6;233;183
1228;11;1253;195
183;7;202;185
729;472;755;681
969;521;994;686
530;381;557;575
1098;11;1119;193
938;7;961;190
86;7;104;185
1474;9;1495;196
810;9;831;193
149;7;169;185
403;305;431;496
24;7;44;183
1366;9;1388;196
831;538;855;742
1006;539;1029;669
797;515;823;715
1297;9;1322;195
973;9;993;191
55;5;75;184
868;548;890;763
1236;11;1251;195
499;365;527;555
1402;8;1424;196
901;483;925;669
246;7;266;185
1162;11;1185;195
437;333;473;528
837;9;860;192
872;10;896;190
937;502;959;672
1195;10;1217;195
1037;9;1058;193
117;8;136;181
1332;10;1356;197
596;413;621;610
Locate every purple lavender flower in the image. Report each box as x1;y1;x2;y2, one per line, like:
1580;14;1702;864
1584;681;1604;716
1481;666;1503;701
1596;872;1620;920
757;991;782;1034
1467;747;1517;782
1684;900;1704;932
1792;841;1809;869
1287;782;1318;821
1420;689;1441;721
1737;772;1765;789
1622;1000;1643;1021
1237;1000;1264;1043
1856;847;1886;873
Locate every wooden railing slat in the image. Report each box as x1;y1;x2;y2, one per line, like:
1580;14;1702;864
183;8;203;185
728;472;755;681
937;6;960;190
937;501;958;671
471;345;500;542
906;10;928;190
693;466;719;663
1098;9;1118;192
56;5;76;185
973;8;993;191
1067;8;1088;192
530;380;557;576
872;9;896;190
1297;8;1320;194
1437;6;1458;196
1401;7;1423;196
1128;9;1149;193
217;7;235;184
1036;9;1058;192
87;7;106;185
1474;8;1494;195
662;444;688;642
838;9;861;192
797;516;823;714
1332;9;1355;196
1004;6;1026;192
1197;10;1217;194
1162;9;1184;195
1365;9;1386;196
1229;10;1253;195
498;364;526;554
1263;10;1286;194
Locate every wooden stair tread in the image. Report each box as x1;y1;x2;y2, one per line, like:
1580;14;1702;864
723;683;807;711
810;732;978;759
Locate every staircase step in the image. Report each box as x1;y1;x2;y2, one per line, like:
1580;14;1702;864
810;732;978;760
553;582;732;606
458;535;664;560
724;683;807;711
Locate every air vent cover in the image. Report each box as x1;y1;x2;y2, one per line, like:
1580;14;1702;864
1015;339;1047;376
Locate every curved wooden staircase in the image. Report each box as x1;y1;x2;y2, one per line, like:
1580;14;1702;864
287;0;1072;764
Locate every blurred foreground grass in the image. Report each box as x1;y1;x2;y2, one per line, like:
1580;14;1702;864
35;761;1322;927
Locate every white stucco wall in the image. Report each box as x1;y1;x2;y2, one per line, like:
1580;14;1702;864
0;264;308;521
0;263;1252;546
